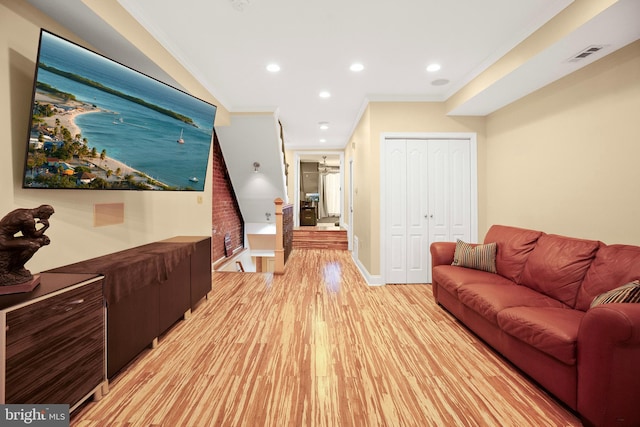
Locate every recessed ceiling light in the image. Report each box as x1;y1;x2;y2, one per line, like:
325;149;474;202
320;138;327;143
319;91;331;98
426;63;441;72
229;0;250;11
266;63;280;72
318;121;329;130
431;78;450;86
350;63;364;72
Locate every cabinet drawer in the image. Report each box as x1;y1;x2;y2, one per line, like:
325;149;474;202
5;280;104;405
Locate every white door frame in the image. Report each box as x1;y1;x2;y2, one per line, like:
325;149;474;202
379;132;478;284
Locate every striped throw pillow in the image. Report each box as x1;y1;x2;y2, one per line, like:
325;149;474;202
451;239;497;274
590;280;640;307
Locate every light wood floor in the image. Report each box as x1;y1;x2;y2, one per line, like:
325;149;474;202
71;249;582;427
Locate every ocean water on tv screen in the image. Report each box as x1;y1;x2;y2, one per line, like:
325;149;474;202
32;31;216;190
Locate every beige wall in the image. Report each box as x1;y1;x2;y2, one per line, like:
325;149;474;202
0;1;222;273
485;40;640;245
347;106;371;269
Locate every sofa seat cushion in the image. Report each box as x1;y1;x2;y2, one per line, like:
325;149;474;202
458;283;567;324
497;307;584;365
433;265;514;296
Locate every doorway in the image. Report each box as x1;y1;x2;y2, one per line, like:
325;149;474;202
294;152;344;227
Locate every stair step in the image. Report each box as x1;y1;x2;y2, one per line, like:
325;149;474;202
293;228;348;250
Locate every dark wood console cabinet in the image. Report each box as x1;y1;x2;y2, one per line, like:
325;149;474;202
46;236;211;378
0;273;106;411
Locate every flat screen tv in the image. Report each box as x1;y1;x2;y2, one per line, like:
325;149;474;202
23;29;217;191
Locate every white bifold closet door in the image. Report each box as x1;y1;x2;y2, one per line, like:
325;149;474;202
385;139;471;284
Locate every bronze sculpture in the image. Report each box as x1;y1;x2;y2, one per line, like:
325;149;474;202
0;205;54;287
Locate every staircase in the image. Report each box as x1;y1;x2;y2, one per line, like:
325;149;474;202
293;226;348;250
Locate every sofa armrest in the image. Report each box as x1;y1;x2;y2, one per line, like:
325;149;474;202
577;303;640;427
430;241;457;267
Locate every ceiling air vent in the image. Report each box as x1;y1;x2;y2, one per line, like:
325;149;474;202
567;45;605;62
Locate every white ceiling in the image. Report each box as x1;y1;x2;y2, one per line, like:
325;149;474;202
26;0;640;151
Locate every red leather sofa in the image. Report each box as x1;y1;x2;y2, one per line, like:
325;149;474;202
430;225;640;427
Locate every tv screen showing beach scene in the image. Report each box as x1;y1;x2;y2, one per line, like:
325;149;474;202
23;29;217;191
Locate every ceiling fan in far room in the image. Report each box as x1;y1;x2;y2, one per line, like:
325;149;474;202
318;156;339;175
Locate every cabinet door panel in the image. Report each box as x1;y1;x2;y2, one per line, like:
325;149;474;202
107;282;158;379
191;237;212;307
5;280;104;405
159;258;190;333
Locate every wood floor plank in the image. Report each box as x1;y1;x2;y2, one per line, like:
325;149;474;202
71;249;582;427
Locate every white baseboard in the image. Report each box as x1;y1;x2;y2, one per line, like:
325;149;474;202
351;251;384;286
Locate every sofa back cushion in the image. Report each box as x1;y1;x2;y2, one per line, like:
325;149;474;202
575;243;640;311
519;234;600;307
484;225;542;283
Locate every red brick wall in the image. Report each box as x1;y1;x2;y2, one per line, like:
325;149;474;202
211;132;244;262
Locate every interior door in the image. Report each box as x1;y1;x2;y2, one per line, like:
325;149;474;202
385;140;408;283
406;140;429;283
385;138;472;284
428;139;471;243
448;139;471;241
385;140;429;284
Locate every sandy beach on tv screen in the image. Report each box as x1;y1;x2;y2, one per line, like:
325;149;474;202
35;92;143;179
